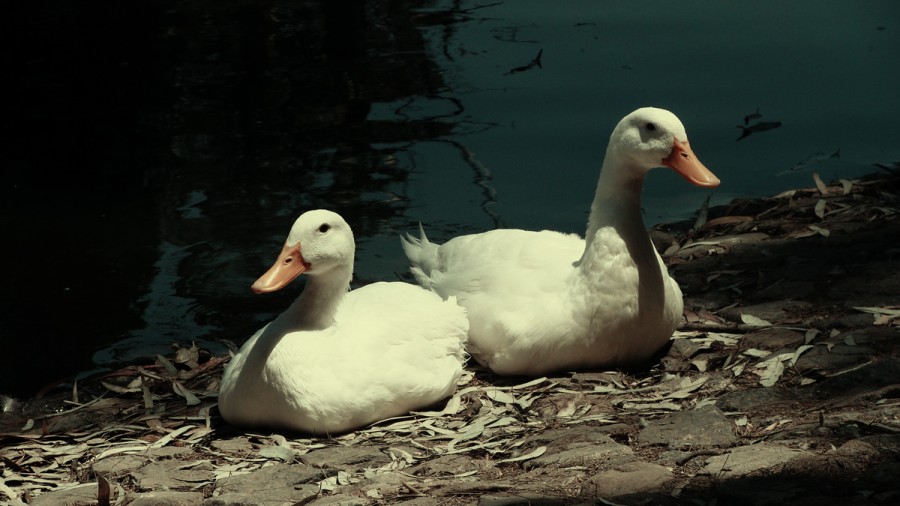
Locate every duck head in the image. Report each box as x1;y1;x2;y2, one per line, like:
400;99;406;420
251;210;355;294
608;107;720;188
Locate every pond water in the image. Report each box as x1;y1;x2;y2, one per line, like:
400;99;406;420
3;0;899;396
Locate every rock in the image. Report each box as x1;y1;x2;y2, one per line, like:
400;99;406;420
524;437;633;470
211;463;320;505
146;446;194;458
717;386;803;412
408;453;483;477
719;301;812;325
793;343;874;373
300;446;391;471
583;461;673;499
308;494;369;506
637;404;737;449
128;491;205;506
211;437;254;454
30;482;98;506
92;454;148;476
740;327;807;350
131;459;215;489
700;444;804;478
478;494;570;506
521;425;617;449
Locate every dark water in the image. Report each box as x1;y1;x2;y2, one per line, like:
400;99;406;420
3;1;899;396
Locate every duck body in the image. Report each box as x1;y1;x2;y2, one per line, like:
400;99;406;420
402;107;719;376
219;210;468;434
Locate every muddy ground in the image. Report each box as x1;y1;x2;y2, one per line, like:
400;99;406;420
2;170;899;506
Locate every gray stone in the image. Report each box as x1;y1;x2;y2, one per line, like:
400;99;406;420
793;343;874;373
700;444;804;478
300;446;391;471
128;490;205;506
213;463;320;505
131;459;215;489
308;494;370;506
637;404;737;449
524;437;634;470
211;437;254;454
583;461;673;499
408;453;483;477
740;327;807;350
92;454;149;476
478;494;570;506
30;482;98;506
521;425;614;449
716;387;803;412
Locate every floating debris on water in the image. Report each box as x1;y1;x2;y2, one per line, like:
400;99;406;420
736;120;782;140
505;48;543;75
777;148;841;176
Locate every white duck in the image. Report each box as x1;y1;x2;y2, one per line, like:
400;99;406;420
218;210;469;434
401;107;719;376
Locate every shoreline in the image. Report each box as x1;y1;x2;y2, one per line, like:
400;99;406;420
2;170;898;505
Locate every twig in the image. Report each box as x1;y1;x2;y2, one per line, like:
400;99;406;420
678;322;760;333
676;449;725;466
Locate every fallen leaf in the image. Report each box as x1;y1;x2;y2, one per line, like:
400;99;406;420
172;382;200;406
855;306;900;317
839;178;853;195
258;445;294;463
483;388;515;405
757;357;786;387
808;224;830;237
743;348;771;358
156;355;178;376
741;313;772;327
97;475;111;506
497;446;547;464
788;345;814;366
814;199;826;219
813;172;828;195
804;329;820;344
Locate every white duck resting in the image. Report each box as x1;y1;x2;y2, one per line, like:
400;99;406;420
402;107;720;376
218;210;469;434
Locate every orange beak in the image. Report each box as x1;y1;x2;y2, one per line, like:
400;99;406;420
251;243;309;294
662;138;720;188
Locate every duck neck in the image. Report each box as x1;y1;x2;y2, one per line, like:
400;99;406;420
282;263;353;331
584;152;648;248
243;263;352;368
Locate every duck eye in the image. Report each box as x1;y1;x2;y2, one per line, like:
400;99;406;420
318;223;330;233
645;122;657;132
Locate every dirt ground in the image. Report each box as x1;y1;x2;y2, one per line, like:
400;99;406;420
2;170;899;506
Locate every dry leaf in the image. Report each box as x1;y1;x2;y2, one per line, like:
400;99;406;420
173;382;201;406
483;389;515;404
814;199;826;219
97;475;111;506
758;359;785;387
808;224;830;237
804;329;820;344
839;178;853;195
740;313;772;327
258;446;294;463
743;348;771;358
497;446;547;464
812;172;827;195
157;354;178;375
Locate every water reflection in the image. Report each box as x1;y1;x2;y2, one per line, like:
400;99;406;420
2;0;485;396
